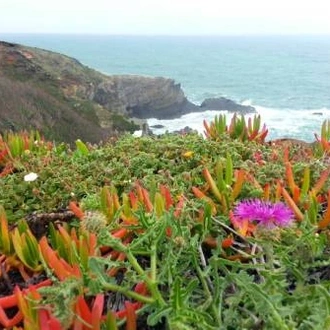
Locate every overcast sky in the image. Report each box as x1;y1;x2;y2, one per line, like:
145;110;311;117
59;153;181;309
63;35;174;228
1;0;330;35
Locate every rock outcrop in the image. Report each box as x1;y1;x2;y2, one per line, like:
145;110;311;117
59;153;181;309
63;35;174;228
92;75;196;119
97;77;255;120
200;97;255;114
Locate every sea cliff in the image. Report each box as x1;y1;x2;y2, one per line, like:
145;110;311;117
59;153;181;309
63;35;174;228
0;41;254;142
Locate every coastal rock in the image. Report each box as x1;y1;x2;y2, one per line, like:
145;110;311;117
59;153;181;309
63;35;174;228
200;97;256;114
173;126;197;135
94;75;255;120
93;75;197;119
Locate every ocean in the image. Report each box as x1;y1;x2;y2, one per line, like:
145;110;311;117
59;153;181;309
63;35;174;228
1;34;330;141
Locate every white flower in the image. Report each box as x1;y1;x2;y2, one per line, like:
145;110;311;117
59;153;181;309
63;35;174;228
132;130;143;137
24;172;38;182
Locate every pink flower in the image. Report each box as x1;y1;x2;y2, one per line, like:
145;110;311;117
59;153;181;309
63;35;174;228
233;199;293;228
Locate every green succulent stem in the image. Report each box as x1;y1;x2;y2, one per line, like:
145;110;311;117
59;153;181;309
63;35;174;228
193;250;222;327
101;281;155;304
99;230;166;307
125;245;166;307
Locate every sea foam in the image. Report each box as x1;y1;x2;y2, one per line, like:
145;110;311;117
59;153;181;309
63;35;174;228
148;105;330;142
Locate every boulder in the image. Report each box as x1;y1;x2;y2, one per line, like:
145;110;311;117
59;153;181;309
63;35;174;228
173;126;197;135
150;124;165;129
200;97;256;114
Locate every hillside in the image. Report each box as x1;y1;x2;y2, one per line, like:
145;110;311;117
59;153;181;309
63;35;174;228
0;41;149;143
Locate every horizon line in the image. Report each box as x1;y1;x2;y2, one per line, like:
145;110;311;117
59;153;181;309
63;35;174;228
1;32;330;38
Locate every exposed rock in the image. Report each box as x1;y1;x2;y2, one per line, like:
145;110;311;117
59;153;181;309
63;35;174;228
93;75;196;119
98;77;255;119
200;97;256;114
141;123;154;136
173;126;197;135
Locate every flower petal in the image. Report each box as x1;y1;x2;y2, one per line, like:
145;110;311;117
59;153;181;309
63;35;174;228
24;172;38;182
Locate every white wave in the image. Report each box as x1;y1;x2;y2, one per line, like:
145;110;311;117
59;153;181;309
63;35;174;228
255;105;330;141
148;110;228;135
147;105;330;142
241;99;253;106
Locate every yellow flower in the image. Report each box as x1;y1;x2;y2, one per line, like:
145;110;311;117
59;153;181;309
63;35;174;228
183;151;194;158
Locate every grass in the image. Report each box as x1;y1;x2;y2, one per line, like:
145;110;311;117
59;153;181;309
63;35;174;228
0;115;330;329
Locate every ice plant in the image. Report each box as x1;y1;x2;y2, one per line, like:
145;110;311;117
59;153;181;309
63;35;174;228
203;114;268;143
314;119;330;155
193;156;246;214
11;224;43;273
39;237;82;281
233;199;294;229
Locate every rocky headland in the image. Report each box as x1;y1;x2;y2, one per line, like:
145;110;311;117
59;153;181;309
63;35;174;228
0;41;255;143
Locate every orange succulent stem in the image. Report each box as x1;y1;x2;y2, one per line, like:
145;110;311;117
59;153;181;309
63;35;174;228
263;183;270;200
116;302;140;319
281;186;304;221
173;195;185;218
69;201;84;219
232;170;245;200
124;301;137;330
203;168;223;203
192;186;216;214
285;162;296;194
311;169;330;196
142;188;153;212
112;228;128;239
275;180;282;201
318;190;330;229
159;185;174;210
292;186;301;204
0;293;19;309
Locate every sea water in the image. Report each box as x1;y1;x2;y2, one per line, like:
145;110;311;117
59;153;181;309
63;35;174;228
1;34;330;141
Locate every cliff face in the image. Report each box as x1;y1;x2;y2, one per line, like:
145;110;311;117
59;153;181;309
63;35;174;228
93;75;194;119
0;41;255;142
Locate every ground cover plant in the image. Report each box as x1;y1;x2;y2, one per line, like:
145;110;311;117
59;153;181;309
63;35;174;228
0;115;330;329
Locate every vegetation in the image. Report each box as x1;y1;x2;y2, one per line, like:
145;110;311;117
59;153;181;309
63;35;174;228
1;115;330;329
